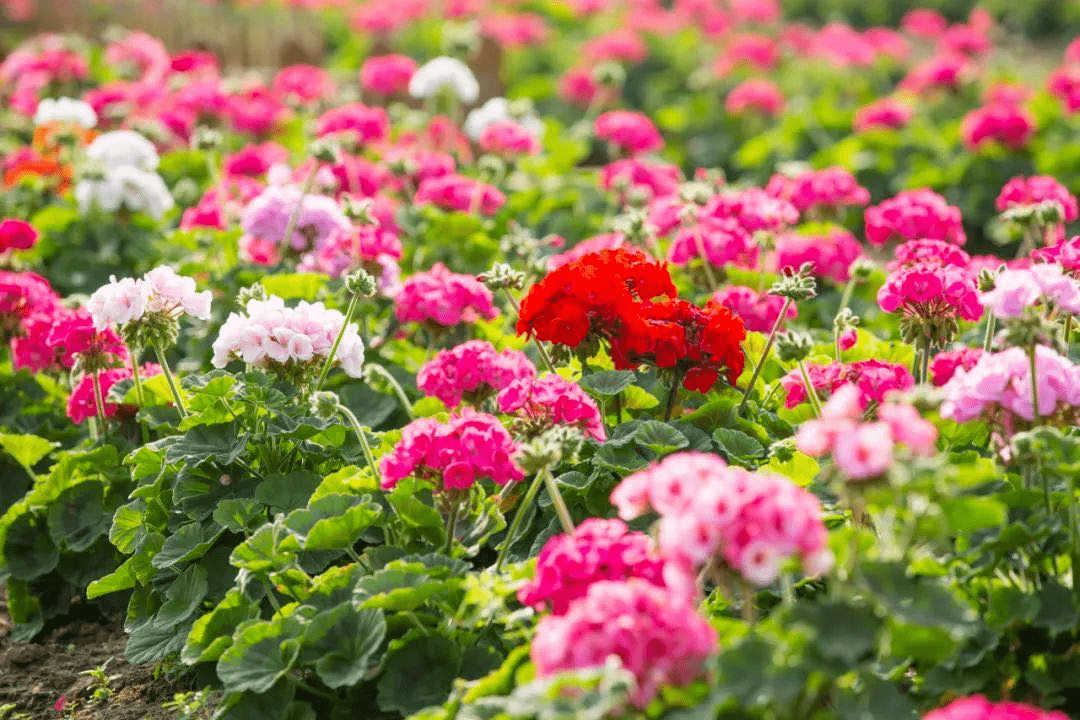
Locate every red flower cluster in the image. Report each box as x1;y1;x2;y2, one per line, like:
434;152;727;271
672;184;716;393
517;248;746;392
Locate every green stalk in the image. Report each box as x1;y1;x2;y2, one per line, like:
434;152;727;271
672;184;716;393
365;363;414;419
543;468;575;534
983;315;996;352
153;345;188;418
91;369;108;430
281;163;317;253
738;297;792;414
1029;345;1041;425
836;276;857;317
314;292;360;392
502;288;556;374
495;471;547;571
797;361;823;418
339;405;383;487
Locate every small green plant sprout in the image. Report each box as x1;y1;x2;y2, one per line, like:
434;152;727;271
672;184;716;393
0;703;31;720
79;657;122;705
161;688;216;720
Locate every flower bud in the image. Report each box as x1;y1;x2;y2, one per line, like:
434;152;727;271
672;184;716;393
770;263;818;301
238;283;269;304
593;62;626;89
344;269;378;297
191;126;222;152
775;330;814;363
478;262;526;292
308;138;341;164
341;196;377;225
848;257;876;281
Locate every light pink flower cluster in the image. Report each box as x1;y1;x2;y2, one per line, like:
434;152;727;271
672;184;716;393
378;410;523;490
479;121;542;157
360;54;417;97
771;227;863;284
241;184;350;252
725;79;785;116
853;97;912;133
961;102;1036;151
924;696;1067;720
865;188;966;246
930;347;984;386
497;373;606;442
765;167;870;215
712;285;797;333
593;111;664;156
314;103;389;144
417;340;536;407
980;264;1080;319
86;266;212;332
941;346;1080;424
297;224;402;290
394;263;498;328
530;579;716;708
211;295;364;377
796;384;937;481
518;518;676;615
67;363;161;425
780;359;914;409
414;174;506;216
888;239;971;271
700;187;800;234
1033;235;1080;276
273;64;336;104
611;452;833;585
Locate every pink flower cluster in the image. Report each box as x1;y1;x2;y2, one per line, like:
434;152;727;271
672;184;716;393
865;188;966;246
414;174;506;216
600;158;682;201
980;264;1080;319
996;175;1079;234
378;410;523;491
0;270;58;334
941;346;1080;424
297;223;402;291
417;340;536;407
479;122;542;158
67;363;161;425
877;260;982;323
497;373;606;442
669;216;758;269
594;111;664;156
530;579;716;708
712;285;797;333
86;266;212;332
360;54;417;97
0;219;38;253
765;167;870;215
924;696;1067;720
781;359;914;409
518;518;676;615
889;238;971;270
930;347;984;386
211;295;364;377
700;187;800;234
961;102;1036;151
853;97;912;133
314;103;389;145
1033;235;1080;276
725;79;785;116
394;263;498;328
241;184;350;252
273;64;335;105
611;452;833;585
796;384;937;481
772;227;863;284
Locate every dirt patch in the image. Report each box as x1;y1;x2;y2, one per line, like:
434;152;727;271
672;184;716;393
0;588;206;720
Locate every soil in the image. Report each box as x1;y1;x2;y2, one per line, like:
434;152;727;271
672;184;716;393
0;586;205;720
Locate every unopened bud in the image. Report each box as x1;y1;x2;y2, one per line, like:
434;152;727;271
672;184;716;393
308;138;340;164
848;257;875;282
344;269;378;297
341;196;377;225
592;62;625;89
478;262;525;292
239;284;269;304
775;330;814;364
770;263;818;301
191;126;222;152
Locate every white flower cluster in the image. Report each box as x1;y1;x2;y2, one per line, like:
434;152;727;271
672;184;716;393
34;97;97;129
463;97;544;140
212;295;365;377
87;265;213;331
76;130;174;219
408;56;479;104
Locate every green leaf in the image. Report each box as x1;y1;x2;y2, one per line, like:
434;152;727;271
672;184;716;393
377;634;461;716
354;563;447;611
254;471;322;513
217;615;305;694
579;370;635;396
286;494;381;552
151;521;225;570
164;423;246;467
792;601;882;666
299;605;386;688
182;589;261;665
153;564;208;629
634;420;689;456
260;273;328;301
109;500;149;554
2;514;59;580
762;452;819;486
713;427;765;460
1034;582;1080;635
940;496;1006;532
592;443;650;473
213;498;267;534
45;482;111;552
231;518;300;575
5;578;43;640
620;385;659;410
0;434;57;473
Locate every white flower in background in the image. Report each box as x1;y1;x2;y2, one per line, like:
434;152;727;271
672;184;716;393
75;165;174;219
85;129;160;170
408;56;480;104
464;97;544;140
34;97;97;129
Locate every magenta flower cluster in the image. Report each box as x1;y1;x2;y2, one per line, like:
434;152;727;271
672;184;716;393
781;359;914;409
712;284;797;333
378;410;523;491
417;340;536;407
765;166;870;215
496;373;607;442
924;696;1067;720
865;188;967;246
394;263;498;328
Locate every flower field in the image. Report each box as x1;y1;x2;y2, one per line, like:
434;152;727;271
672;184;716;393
4;1;1080;719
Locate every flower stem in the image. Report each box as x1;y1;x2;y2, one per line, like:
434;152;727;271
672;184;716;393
663;376;680;421
542;468;575;534
1029;344;1041;425
738;297;792;414
153;345;188;418
338;405;383;487
365;363;414;419
443;501;459;555
983;315;996;352
1064;315;1073;356
739;578;758;625
836;276;856;317
91;370;108;430
315;292;360;392
502;287;556;373
282;163;317;252
797;361;823;418
495;471;547;572
130;354;145;406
